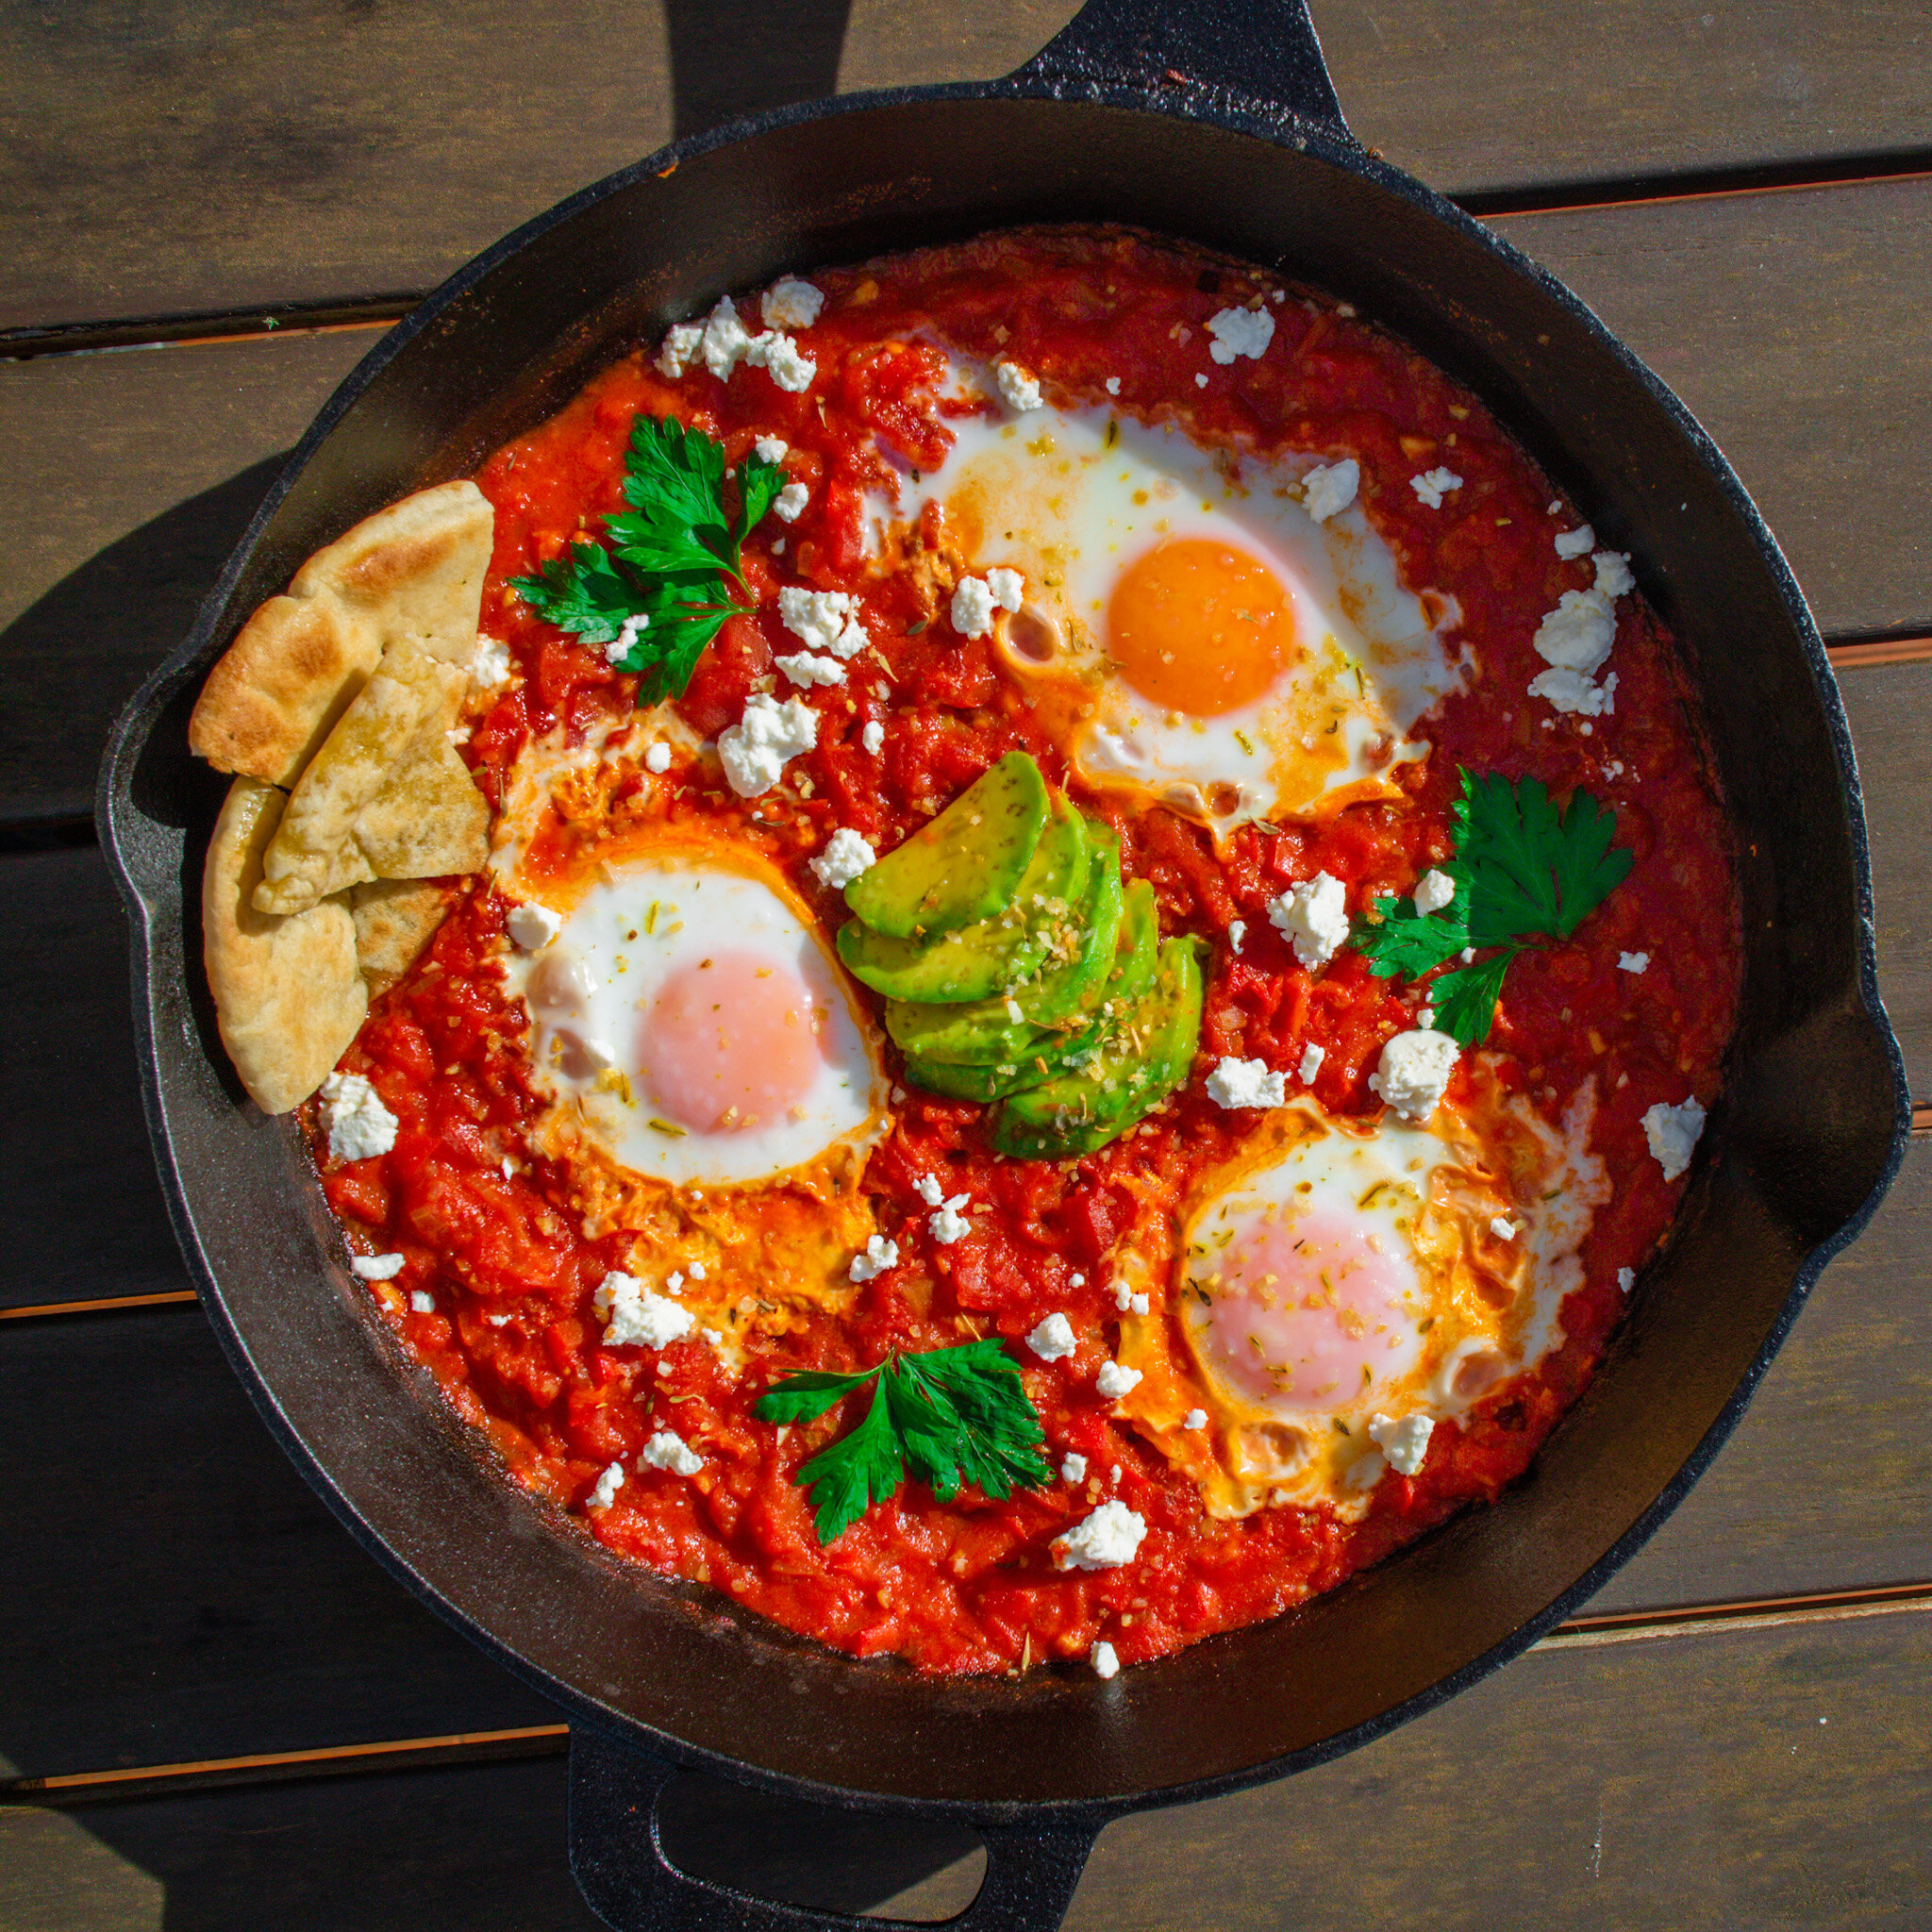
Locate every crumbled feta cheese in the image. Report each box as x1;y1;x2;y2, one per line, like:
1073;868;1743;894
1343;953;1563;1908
861;720;885;755
593;1271;694;1349
1535;587;1617;677
589;1461;625;1509
1413;867;1457;914
1206;305;1275;364
656;321;706;379
1301;458;1358;523
408;1291;436;1316
1417;1006;1436;1028
772;481;810;522
1194;373;1208;389
985;567;1024;612
1593;550;1634;597
639;1431;706;1477
688;1262;706;1282
1095;1360;1141;1401
1555;525;1596;559
746;330;816;392
994;359;1042;411
702;296;752;380
717;692;819;796
1297;1041;1325;1084
1129;1292;1149;1317
1368;1411;1436;1475
776;587;851;652
1115;1283;1133;1311
1205;1055;1287;1110
1618;1267;1636;1293
607;610;649;668
1183;1407;1208;1431
848;1233;899;1283
1490;1216;1517;1241
663;1272;685;1296
1054;1500;1147;1572
644;741;673;775
319;1072;399;1162
929;1196;973;1245
754;435;789;463
506;901;562;951
832;614;869;659
470;635;512;688
351;1253;405;1281
1528;665;1618;716
1618;951;1650;974
1227;920;1245;953
1069;1272;1085;1287
1104;376;1122;396
1027;1313;1077;1362
1642;1097;1707;1181
1268;870;1349;969
762;277;824;329
809;827;876;890
1409;467;1463;509
949;575;997;639
486;1312;509;1326
1061;1452;1088;1483
774;650;846;689
914;1174;944;1207
1090;1640;1121;1679
1367;1029;1459;1122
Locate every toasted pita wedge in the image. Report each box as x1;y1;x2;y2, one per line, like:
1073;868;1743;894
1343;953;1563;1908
204;777;367;1114
254;641;466;915
351;739;490;882
352;878;457;996
189;480;493;786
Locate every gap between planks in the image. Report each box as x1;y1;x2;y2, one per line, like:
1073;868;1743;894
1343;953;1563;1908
5;1585;1929;1807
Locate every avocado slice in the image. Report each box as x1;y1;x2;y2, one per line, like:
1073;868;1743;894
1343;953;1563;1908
1011;820;1124;1026
843;750;1048;939
838;797;1091;1003
991;934;1207;1158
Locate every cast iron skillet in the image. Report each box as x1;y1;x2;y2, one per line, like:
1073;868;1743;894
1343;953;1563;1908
98;1;1907;1924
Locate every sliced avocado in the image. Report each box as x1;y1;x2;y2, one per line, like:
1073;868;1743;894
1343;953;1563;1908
991;935;1207;1158
886;997;1042;1068
838;798;1091;1004
1011;820;1124;1026
1097;877;1160;1011
843;750;1048;939
900;1054;1032;1103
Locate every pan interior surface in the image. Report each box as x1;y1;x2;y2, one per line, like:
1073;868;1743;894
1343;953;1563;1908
105;92;1902;1811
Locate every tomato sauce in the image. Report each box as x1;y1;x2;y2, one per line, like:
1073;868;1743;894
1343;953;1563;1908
317;228;1740;1675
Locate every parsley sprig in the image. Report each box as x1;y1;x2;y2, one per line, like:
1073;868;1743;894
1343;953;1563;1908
1355;768;1633;1045
508;414;786;703
753;1339;1053;1543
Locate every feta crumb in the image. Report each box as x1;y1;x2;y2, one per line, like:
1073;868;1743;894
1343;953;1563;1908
1227;919;1245;953
985;567;1024;612
1529;665;1618;716
1090;1639;1121;1679
470;635;512;689
1205;1055;1287;1110
1027;1313;1077;1362
1061;1452;1088;1483
1642;1097;1707;1182
745;330;816;392
1268;870;1349;969
1095;1360;1142;1401
994;359;1042;412
848;1234;899;1283
589;1461;625;1509
351;1252;405;1281
644;741;673;775
1534;587;1617;677
408;1291;437;1316
607;610;649;667
1301;458;1358;523
485;1312;509;1327
1183;1407;1208;1431
809;827;876;890
914;1174;944;1207
1409;467;1463;509
593;1271;694;1349
1114;1283;1133;1311
656;321;705;379
1413;867;1457;914
1619;951;1650;974
1617;1267;1637;1293
1490;1215;1517;1241
949;575;997;639
832;614;869;659
1417;1006;1436;1028
506;901;563;951
663;1272;684;1296
777;587;851;653
1555;525;1596;559
688;1262;706;1281
762;277;824;329
639;1431;705;1477
1054;1500;1147;1572
1194;373;1208;389
929;1196;973;1245
1206;305;1275;364
1368;1411;1435;1475
754;435;789;463
774;650;846;689
861;720;885;755
1297;1041;1325;1084
773;481;810;523
1367;1029;1459;1122
701;295;752;380
1104;376;1122;396
717;692;819;797
1593;550;1635;597
319;1072;399;1162
1070;1272;1086;1287
1129;1292;1149;1316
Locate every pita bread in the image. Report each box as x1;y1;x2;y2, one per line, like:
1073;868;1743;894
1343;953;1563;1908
352;879;457;996
351;738;490;881
204;777;367;1115
189;480;494;786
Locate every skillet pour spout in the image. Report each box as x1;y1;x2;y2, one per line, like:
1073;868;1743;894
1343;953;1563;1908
95;0;1907;1925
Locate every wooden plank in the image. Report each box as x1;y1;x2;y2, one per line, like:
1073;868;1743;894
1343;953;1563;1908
2;1607;1926;1928
3;2;1927;332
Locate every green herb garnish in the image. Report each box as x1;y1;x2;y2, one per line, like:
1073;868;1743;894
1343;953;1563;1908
1355;768;1632;1045
508;414;785;703
753;1339;1053;1543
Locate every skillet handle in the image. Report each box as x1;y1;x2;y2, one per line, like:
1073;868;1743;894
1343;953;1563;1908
1013;0;1353;142
568;1727;1098;1932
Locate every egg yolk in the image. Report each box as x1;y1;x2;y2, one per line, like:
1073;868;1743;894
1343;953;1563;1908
1107;538;1291;715
639;949;823;1134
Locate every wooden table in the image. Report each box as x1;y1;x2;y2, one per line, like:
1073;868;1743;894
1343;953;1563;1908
4;4;1927;1924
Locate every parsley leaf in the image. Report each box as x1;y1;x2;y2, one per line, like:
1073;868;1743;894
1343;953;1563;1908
508;412;787;704
1354;768;1632;1046
754;1339;1053;1543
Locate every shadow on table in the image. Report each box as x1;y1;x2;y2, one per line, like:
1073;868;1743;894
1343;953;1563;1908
665;0;856;141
